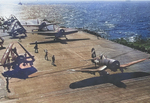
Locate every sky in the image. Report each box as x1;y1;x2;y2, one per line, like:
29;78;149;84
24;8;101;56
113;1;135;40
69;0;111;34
0;0;149;4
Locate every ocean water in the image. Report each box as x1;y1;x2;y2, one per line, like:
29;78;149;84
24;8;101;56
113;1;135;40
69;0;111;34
1;1;150;41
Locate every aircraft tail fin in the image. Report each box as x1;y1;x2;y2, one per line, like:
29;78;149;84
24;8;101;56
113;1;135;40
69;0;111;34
91;48;96;63
91;48;96;58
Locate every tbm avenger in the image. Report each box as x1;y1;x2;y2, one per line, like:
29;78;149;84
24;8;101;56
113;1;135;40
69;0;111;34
0;42;35;71
72;48;149;76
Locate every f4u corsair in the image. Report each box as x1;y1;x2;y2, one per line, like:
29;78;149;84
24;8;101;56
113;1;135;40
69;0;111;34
24;21;78;41
72;48;149;76
0;15;27;38
7;19;27;38
33;27;78;41
22;20;59;31
0;15;17;31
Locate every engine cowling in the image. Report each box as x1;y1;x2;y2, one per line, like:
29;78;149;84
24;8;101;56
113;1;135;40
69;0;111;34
59;29;65;34
55;29;65;38
101;58;120;71
39;22;46;30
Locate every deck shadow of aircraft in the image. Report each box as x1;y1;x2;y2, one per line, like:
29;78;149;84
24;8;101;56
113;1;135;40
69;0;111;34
2;66;37;79
69;72;150;89
0;47;6;50
30;38;90;44
10;35;26;39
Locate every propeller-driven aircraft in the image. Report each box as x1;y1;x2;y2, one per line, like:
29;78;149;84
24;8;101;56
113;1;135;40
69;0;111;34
0;37;4;48
0;42;35;69
26;21;78;41
0;15;17;31
3;15;17;26
0;16;5;28
34;28;78;40
7;19;27;38
22;21;59;32
71;48;149;76
0;15;27;38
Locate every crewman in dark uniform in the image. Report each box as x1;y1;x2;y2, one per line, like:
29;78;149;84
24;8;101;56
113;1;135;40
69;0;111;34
44;49;48;60
12;47;18;56
34;41;38;53
52;55;55;65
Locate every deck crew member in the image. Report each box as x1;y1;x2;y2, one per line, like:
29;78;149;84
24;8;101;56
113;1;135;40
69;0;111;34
44;49;48;60
52;55;55;65
34;41;38;53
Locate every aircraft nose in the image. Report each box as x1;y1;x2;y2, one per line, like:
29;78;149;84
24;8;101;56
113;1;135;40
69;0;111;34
110;60;120;71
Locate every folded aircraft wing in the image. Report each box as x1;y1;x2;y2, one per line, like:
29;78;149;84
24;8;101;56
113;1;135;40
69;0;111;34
0;43;14;66
18;42;35;61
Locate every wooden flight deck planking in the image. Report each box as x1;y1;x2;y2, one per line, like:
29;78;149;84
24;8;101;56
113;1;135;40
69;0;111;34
0;28;150;103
